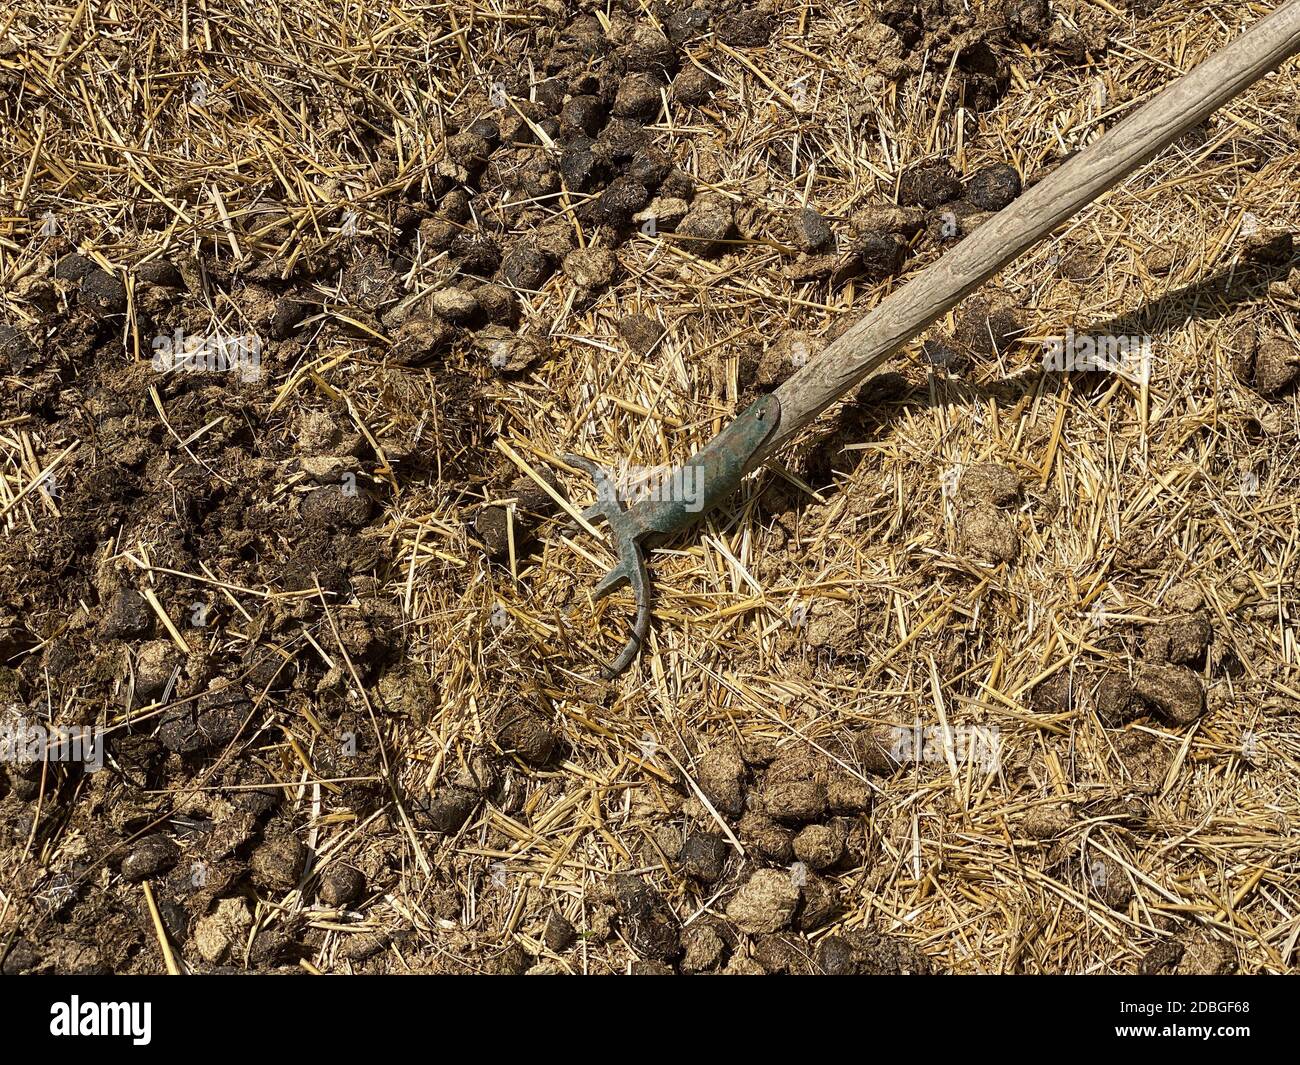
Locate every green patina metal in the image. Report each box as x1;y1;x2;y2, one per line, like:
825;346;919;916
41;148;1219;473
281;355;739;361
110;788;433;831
565;394;780;678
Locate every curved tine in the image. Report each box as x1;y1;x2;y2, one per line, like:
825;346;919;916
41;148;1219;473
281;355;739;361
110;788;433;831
565;453;651;679
593;559;632;600
563;454;622;509
563;452;626;535
599;532;652;679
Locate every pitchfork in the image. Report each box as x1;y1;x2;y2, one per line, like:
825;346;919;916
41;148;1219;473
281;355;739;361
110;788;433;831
564;0;1300;678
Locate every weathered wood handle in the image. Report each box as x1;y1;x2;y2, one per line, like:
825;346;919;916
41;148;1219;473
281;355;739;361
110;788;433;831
757;0;1300;462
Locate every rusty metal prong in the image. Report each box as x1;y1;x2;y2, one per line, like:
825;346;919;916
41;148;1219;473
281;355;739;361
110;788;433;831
561;455;620;530
593;533;651;678
563;453;654;679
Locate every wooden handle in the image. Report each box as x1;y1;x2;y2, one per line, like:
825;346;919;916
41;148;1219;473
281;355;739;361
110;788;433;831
758;0;1300;461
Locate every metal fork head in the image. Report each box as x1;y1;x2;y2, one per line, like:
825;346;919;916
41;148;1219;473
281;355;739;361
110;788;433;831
563;454;651;679
561;396;782;679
